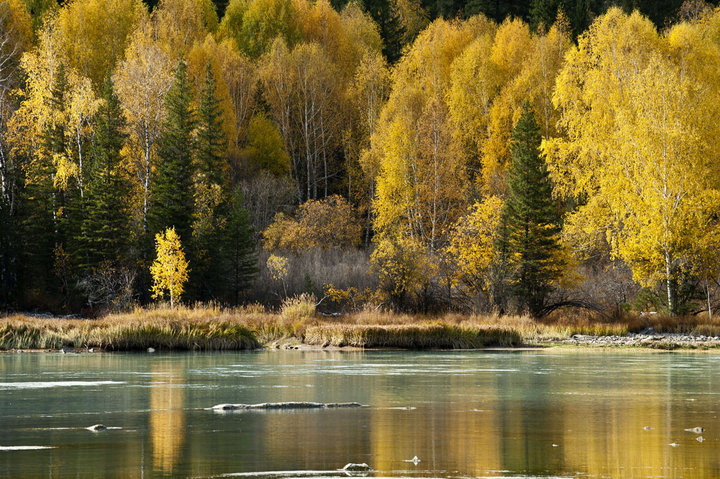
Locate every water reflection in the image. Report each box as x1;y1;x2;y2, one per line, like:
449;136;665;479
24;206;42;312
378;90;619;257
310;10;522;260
149;361;186;475
2;351;720;478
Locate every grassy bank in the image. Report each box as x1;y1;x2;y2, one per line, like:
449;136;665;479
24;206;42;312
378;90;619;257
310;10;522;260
3;304;720;351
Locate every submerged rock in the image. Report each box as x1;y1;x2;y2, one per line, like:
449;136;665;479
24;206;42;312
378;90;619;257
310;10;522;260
86;424;107;432
210;402;366;411
341;463;371;471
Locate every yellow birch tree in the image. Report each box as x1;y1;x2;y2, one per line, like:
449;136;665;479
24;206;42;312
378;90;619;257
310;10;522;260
150;227;189;308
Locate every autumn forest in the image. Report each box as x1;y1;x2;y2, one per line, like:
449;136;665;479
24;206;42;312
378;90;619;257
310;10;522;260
1;0;720;318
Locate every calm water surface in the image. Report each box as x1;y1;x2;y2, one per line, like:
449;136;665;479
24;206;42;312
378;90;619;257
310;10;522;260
1;350;719;478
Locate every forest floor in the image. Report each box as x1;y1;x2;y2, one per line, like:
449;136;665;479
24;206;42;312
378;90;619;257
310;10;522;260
2;306;720;352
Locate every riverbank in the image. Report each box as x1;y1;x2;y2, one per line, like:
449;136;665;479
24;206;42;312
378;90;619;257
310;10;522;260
2;306;720;351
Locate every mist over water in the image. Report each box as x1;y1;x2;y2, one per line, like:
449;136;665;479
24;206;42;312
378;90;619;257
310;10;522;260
1;350;719;478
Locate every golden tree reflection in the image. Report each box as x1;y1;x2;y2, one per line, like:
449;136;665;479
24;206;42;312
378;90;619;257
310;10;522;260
149;362;186;474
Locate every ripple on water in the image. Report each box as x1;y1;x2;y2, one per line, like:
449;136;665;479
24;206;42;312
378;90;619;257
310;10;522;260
0;446;55;451
0;381;125;390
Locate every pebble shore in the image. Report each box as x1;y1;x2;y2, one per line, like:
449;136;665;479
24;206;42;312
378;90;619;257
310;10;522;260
539;333;720;349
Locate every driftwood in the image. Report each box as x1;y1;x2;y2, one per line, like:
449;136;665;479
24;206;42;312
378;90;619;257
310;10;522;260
210;401;366;411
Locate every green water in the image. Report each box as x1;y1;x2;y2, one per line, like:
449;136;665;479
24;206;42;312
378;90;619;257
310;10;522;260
1;350;719;478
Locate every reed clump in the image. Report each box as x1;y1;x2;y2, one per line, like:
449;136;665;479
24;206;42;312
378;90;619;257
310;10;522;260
304;323;521;348
0;307;261;351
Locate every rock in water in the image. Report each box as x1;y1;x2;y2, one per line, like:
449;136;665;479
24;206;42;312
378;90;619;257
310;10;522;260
210;402;365;411
341;463;371;472
212;404;239;411
86;424;107;432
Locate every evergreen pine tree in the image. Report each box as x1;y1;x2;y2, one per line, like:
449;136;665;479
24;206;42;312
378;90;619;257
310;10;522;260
362;0;406;63
148;60;196;246
501;101;563;318
19;62;71;307
0;195;17;306
225;187;258;304
196;62;228;188
82;76;132;270
192;61;231;300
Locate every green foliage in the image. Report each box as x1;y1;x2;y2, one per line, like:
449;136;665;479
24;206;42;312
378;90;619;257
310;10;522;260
196;61;228;187
148;60;196;244
224;187;258;303
362;0;405;62
501;102;562;317
82;76;132;269
191;60;230;300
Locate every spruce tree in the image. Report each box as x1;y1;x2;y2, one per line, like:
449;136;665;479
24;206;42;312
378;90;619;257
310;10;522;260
82;76;131;269
362;0;405;63
148;60;196;245
501;101;563;318
192;61;230;300
196;62;228;188
225;187;258;304
19;62;71;307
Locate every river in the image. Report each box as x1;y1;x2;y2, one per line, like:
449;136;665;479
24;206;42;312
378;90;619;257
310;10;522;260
1;350;719;478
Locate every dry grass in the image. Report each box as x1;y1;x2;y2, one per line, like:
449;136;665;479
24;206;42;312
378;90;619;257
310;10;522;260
0;306;261;351
3;305;720;351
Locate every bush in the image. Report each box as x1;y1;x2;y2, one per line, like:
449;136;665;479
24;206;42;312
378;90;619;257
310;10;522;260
280;293;317;321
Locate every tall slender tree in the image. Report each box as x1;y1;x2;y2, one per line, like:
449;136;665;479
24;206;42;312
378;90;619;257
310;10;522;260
225;187;258;304
148;60;196;245
81;76;132;269
362;0;405;63
192;60;230;299
501;102;562;317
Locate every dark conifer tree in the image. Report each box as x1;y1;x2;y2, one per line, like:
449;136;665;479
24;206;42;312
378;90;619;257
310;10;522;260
192;61;231;300
17;62;71;308
362;0;405;63
148;60;196;245
0;196;16;306
501;101;562;318
196;62;228;189
81;76;131;270
225;187;258;304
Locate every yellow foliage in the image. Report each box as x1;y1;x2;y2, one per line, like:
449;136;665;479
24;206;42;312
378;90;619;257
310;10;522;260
1;0;33;55
54;0;146;89
153;0;218;55
443;196;503;297
52;154;78;191
150;228;190;309
266;254;289;298
340;1;383;66
371;233;433;301
114;19;174;222
8;22;98;194
212;38;258;145
549;7;720;311
262;195;361;252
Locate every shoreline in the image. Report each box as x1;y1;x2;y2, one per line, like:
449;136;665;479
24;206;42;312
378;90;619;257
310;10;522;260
5;335;720;354
4;309;720;353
